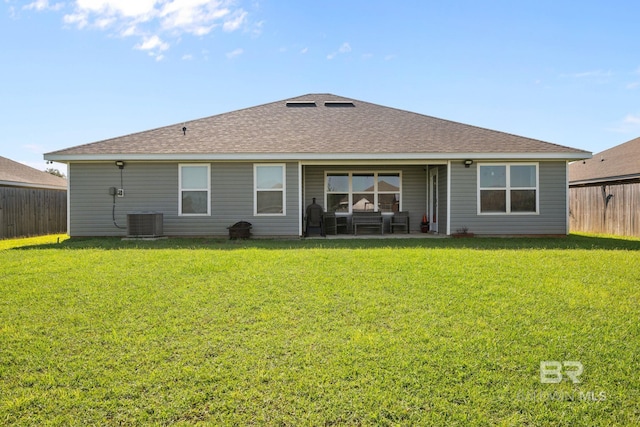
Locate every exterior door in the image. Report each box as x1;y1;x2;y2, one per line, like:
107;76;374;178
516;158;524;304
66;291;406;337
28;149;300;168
429;168;438;233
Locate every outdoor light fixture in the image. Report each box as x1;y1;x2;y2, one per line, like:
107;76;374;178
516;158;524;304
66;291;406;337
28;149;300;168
115;161;125;169
464;159;473;168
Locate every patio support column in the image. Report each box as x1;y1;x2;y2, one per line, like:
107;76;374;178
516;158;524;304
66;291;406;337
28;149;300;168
298;162;303;237
565;161;570;235
446;160;451;235
66;165;71;237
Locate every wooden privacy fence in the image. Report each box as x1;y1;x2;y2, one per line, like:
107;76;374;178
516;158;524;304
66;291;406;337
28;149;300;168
569;182;640;237
0;187;67;239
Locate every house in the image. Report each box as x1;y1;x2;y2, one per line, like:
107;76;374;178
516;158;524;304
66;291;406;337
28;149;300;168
569;137;640;236
44;94;590;238
0;156;67;239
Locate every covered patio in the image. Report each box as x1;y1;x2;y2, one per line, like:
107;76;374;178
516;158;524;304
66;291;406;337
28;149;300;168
300;162;448;237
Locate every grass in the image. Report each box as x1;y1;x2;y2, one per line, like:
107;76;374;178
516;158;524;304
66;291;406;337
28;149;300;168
1;234;639;425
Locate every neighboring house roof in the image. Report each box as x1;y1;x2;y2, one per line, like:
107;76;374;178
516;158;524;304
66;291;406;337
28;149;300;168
569;136;640;185
45;93;590;162
0;156;67;190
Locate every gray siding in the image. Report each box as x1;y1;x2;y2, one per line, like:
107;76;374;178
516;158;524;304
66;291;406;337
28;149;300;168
303;165;427;232
450;161;568;235
68;160;567;237
68;162;299;237
403;166;428;232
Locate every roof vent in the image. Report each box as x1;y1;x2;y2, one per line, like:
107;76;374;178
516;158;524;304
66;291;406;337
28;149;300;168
286;101;316;107
324;101;355;108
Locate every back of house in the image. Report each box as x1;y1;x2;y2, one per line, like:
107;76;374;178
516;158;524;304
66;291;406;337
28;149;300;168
44;94;590;238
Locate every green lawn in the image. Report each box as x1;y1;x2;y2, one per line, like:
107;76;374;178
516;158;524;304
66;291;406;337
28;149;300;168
1;234;639;425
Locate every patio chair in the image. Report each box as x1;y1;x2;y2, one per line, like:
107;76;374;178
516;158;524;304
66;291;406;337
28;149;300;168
305;198;325;237
390;211;410;233
324;212;349;235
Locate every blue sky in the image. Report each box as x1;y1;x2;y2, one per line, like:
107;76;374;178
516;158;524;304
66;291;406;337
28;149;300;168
2;0;639;175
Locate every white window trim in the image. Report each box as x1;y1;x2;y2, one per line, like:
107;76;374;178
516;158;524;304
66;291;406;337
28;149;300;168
178;163;211;216
324;171;403;214
477;163;539;215
254;163;286;216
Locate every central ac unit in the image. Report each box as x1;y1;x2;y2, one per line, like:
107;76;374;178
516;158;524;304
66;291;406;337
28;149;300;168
127;212;163;237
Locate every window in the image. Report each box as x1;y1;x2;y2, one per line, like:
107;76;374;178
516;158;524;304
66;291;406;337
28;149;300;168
179;164;210;216
325;171;401;213
478;163;538;214
254;164;285;215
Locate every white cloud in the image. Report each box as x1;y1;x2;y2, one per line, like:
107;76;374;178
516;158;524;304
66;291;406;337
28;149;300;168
573;70;613;78
327;42;351;60
23;0;64;12
562;69;613;84
222;10;247;32
623;114;640;125
160;0;233;36
135;35;169;52
625;67;640;89
608;113;640;133
8;5;18;20
74;0;158;19
225;47;243;58
63;12;89;28
300;47;308;54
95;16;115;29
23;1;251;59
251;19;264;37
120;25;137;37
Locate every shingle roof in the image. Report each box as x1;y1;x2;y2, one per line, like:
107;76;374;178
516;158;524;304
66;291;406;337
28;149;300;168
45;93;589;160
0;156;67;189
569;136;640;184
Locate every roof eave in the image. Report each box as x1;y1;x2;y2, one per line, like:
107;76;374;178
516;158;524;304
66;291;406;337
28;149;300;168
569;173;640;186
44;151;592;162
0;180;67;190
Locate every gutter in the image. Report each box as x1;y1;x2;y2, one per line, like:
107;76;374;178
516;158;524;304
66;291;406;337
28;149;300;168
44;151;593;163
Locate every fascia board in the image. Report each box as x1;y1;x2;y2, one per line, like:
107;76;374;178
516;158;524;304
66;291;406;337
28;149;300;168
45;151;592;162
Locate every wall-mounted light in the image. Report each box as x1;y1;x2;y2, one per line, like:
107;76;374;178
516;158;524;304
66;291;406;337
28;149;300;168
115;161;125;169
464;159;473;168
